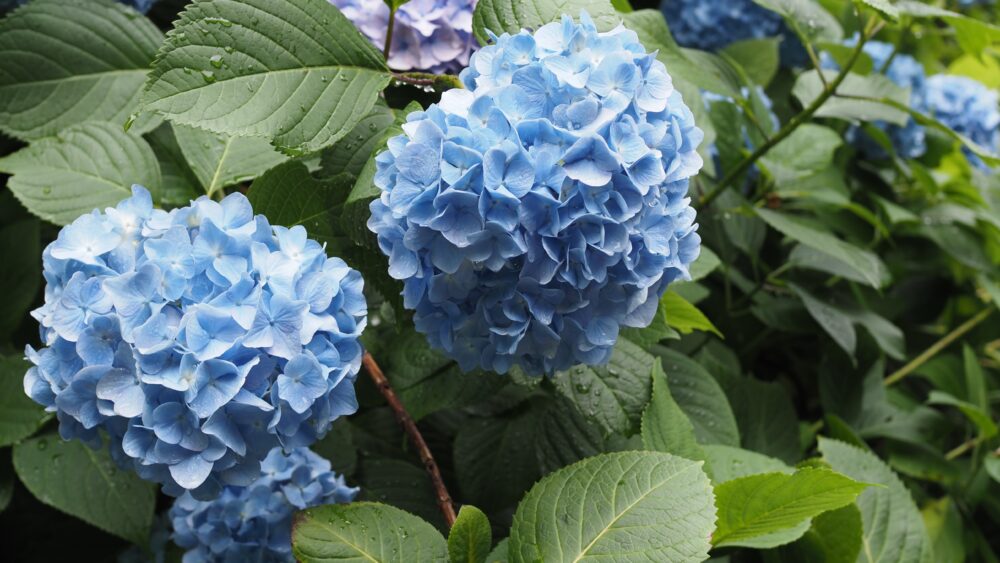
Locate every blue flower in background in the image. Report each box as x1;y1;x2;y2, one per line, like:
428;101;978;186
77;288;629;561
329;0;477;73
25;187;367;499
368;13;703;376
923;74;1000;171
821;39;928;160
169;447;357;563
660;0;802;63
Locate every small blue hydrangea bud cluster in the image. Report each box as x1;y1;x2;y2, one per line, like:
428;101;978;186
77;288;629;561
368;13;704;375
25;187;367;498
329;0;477;73
169;447;357;563
822;39;929;160
660;0;784;52
924;74;1000;171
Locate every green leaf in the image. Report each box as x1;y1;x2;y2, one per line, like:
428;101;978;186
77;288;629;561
713;371;801;464
962;344;988;412
472;0;619;46
534;396;624;475
792;70;910;125
357;458;442;527
712;467;870;548
721;38;781;87
144;123;201;206
247;161;353;249
509;451;716;563
319;101;396;178
790;285;857;358
788;244;892;288
141;0;392;155
642;360;705;461
174;125;288;196
292;502;448;562
660;290;722;337
818;437;935;563
454;410;541;512
487;539;509;563
0;454;12;513
895;1;1000;56
921;498;965;563
0;356;46;447
552;338;656;436
0;0;163;140
752;0;843;43
759;124;844;183
926;391;998;439
652;346;740;447
856;0;899;21
702;445;791;483
448;506;492;563
756;208;888;288
0;121;161;225
774;505;864;563
12;434;156;544
688;247;721;282
0;218;40;340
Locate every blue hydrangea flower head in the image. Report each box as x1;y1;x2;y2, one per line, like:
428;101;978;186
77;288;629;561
821;39;928;160
329;0;477;73
25;187;368;499
368;12;704;376
660;0;785;52
169;447;358;562
923;74;1000;171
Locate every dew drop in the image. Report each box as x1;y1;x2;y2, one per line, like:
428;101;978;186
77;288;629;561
209;54;224;68
201;70;217;83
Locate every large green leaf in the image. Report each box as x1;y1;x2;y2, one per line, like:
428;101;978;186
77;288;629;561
356;458;442;527
652;347;739;446
641;360;704;461
144;124;201;206
141;0;392;155
660;290;722;337
12;434;156;545
927;391;999;439
0;0;162;140
756;208;888;288
791;284;857;358
449;505;492;563
793;70;910;126
0;121;161;225
453;410;541;512
712;371;801;464
819;437;935;563
702;445;791;483
774;505;865;563
0;356;47;447
534;396;628;475
753;0;843;43
472;0;619;46
758;124;844;184
319;101;396;178
174;125;288;196
552;338;656;436
712;468;870;549
509;451;715;562
292;502;448;562
895;1;1000;56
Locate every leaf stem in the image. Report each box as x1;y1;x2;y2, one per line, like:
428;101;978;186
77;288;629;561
361;352;457;527
383;7;396;61
697;17;882;210
884;307;995;387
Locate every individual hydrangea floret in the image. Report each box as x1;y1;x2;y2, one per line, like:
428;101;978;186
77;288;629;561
25;187;367;498
660;0;785;52
329;0;477;73
169;447;358;562
821;39;928;159
923;74;1000;171
368;12;704;375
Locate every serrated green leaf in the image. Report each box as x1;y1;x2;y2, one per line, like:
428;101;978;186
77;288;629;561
12;434;156;545
712;467;870;548
0;121;161;225
534;396;624;475
454;410;541;512
641;360;705;461
927;391;998;439
856;0;899;21
702;445;792;483
713;370;801;464
552;338;656;436
759;124;844;184
652;346;740;447
774;504;864;563
448;506;491;563
472;0;619;46
487;538;509;563
661;290;722;337
793;70;910;125
292;502;448;562
756;208;888;288
357;458;442;528
921;498;965;563
0;356;46;447
141;0;391;155
788;244;892;287
791;284;857;358
0;0;162;140
247;161;352;249
509;451;716;563
753;0;843;43
818;437;935;563
319;101;396;178
174;125;288;196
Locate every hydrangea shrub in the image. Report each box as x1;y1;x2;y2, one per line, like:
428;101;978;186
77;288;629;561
24;187;367;498
368;12;703;375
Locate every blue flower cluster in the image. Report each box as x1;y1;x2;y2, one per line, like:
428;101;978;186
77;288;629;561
368;13;703;375
660;0;785;52
821;39;928;159
924;74;1000;171
330;0;477;73
169;447;357;563
25;187;367;498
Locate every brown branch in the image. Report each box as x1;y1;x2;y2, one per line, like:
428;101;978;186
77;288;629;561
362;352;457;527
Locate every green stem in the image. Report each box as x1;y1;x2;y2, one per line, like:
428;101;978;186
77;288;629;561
383;7;396;61
885;307;995;386
392;71;463;91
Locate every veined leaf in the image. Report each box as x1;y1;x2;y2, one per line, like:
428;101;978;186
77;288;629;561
660;290;722;337
793;70;910;125
791;284;857;358
895;1;1000;56
449;506;492;563
652;346;740;447
472;0;619;46
702;445;791;483
509;452;716;563
0;0;162;140
141;0;392;155
927;391;998;439
753;0;843;43
174;125;288;196
641;360;705;461
0;121;161;225
319;101;396;178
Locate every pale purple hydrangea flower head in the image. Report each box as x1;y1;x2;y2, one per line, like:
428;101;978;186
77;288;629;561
330;0;477;73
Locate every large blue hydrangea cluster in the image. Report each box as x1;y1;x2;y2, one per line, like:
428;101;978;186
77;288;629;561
660;0;785;52
330;0;477;73
170;446;357;562
24;187;367;498
368;13;704;375
822;39;929;159
924;74;1000;171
